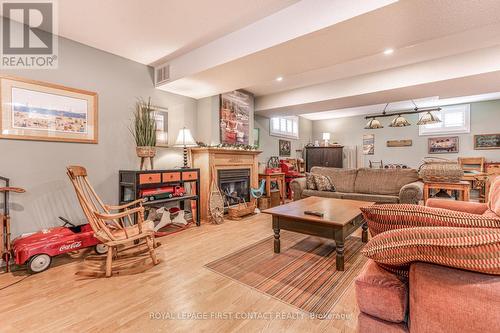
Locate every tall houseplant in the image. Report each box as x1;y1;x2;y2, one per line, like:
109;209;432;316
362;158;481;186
131;98;157;170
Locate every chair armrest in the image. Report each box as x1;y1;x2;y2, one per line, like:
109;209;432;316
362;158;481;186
105;199;144;211
426;199;488;215
399;181;423;204
290;177;306;201
0;187;25;193
95;207;144;220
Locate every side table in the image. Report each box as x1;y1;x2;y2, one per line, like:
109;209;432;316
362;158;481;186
423;181;471;204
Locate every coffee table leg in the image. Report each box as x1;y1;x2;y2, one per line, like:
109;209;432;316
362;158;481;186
336;239;344;271
362;222;368;243
274;228;280;253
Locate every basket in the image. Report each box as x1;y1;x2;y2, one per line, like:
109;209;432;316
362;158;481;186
227;202;256;220
418;157;463;183
136;146;156;158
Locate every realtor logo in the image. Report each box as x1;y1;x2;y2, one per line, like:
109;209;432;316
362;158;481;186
1;0;58;68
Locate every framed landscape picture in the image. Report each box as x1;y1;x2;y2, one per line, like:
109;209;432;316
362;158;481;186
219;90;252;145
279;139;291;156
362;134;374;155
428;136;459;154
474;134;500;150
0;76;98;143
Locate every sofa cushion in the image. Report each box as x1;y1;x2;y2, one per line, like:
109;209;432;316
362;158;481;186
301;189;343;199
305;172;317;190
360;204;500;236
355;259;408;323
354;168;419;196
310;167;357;193
358;313;408;333
410;262;500;333
313;174;335;191
362;226;500;276
341;192;399;203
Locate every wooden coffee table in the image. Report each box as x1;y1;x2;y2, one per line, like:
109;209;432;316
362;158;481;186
263;197;374;271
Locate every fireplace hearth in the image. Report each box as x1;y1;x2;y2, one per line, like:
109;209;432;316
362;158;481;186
218;169;250;207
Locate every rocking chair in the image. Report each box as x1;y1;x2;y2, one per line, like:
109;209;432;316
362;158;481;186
67;166;159;277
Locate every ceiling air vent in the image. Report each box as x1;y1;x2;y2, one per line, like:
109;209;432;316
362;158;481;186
155;64;170;86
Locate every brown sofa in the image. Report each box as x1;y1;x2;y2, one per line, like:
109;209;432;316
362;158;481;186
355;199;500;333
290;167;423;204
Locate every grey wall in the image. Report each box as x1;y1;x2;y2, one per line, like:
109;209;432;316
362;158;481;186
254;115;313;165
1;35;197;237
312;100;500;168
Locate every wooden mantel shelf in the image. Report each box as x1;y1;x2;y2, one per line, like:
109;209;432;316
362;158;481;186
190;147;262;223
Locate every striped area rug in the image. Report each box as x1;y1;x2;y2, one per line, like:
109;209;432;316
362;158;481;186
205;231;367;315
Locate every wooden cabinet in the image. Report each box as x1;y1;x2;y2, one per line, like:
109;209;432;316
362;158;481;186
305;146;343;172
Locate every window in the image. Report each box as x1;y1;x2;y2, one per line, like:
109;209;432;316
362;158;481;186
270;116;299;139
419;104;470;136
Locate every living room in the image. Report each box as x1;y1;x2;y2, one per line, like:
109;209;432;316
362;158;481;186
1;1;500;332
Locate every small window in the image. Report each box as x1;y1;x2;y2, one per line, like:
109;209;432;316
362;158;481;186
419;104;470;136
270;116;299;139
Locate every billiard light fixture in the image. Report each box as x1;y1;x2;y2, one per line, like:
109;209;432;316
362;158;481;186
364;101;442;129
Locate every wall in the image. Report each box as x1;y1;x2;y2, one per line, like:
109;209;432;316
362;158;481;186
254;115;313;164
312;100;500;168
0;33;197;237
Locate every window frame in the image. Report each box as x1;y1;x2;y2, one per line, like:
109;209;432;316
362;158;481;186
270;116;299;139
418;104;470;136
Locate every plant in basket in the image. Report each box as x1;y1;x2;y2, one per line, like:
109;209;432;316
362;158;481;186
131;98;157;170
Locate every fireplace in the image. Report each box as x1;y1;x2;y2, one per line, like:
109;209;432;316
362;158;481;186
218;169;250;207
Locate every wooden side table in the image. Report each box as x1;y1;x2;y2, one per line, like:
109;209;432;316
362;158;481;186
423;181;471;204
258;173;285;205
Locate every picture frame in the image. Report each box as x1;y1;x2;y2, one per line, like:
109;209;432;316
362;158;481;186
428;136;459;154
363;134;374;155
279;139;291;157
474;134;500;150
219;90;252;145
253;128;260;148
0;75;98;143
153;109;168;147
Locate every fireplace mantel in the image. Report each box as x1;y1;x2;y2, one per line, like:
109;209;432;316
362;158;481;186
190;148;262;222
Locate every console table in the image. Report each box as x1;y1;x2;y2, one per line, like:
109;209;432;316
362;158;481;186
423;181;471;204
119;169;200;226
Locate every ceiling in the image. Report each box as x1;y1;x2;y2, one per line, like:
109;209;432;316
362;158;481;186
56;0;299;65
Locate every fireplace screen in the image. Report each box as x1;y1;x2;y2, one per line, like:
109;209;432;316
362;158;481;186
217;169;250;207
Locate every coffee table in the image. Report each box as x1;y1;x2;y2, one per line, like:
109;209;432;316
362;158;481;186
263;197;374;271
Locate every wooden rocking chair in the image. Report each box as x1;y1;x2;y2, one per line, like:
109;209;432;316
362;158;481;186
67;166;159;277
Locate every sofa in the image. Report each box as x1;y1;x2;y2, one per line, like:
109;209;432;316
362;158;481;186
290;167;423;204
355;199;500;333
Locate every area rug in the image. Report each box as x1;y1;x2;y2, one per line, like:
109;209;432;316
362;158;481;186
205;231;367;315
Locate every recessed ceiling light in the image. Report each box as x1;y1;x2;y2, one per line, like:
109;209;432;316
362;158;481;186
276;76;283;82
383;48;394;55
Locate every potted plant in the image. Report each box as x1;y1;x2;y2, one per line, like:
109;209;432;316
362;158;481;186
131;98;157;170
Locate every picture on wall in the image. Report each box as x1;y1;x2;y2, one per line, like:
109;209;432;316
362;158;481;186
279;139;291;156
219;90;252;145
253;128;260;148
153;110;168;147
0;76;98;143
363;134;375;155
428;136;459;154
474;134;500;150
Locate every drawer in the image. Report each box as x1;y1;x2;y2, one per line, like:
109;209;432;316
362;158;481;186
162;172;181;182
139;173;161;184
182;171;198;181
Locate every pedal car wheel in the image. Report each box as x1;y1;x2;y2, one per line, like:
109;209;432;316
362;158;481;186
27;254;52;273
94;244;108;255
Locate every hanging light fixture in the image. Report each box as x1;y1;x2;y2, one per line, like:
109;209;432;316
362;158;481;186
364;118;383;129
417;110;442;125
389;114;411;127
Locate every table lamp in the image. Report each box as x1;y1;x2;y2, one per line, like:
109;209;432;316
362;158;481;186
322;132;331;146
174;127;197;168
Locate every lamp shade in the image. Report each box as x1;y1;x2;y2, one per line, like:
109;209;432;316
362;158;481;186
173;127;197;147
322;132;331;140
389;115;411;127
364;118;383;129
417;111;442;125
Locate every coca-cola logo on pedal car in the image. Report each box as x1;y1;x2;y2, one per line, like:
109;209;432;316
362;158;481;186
59;241;82;252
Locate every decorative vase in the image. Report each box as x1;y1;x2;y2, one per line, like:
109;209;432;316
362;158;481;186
136;146;156;170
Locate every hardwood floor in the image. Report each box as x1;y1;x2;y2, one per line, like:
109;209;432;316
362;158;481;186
0;214;361;333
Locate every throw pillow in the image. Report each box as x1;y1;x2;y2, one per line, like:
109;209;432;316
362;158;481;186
305;173;317;190
488;176;500;217
360;204;500;236
313;174;335;192
362;226;500;276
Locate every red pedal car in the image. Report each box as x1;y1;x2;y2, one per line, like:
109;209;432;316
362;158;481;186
11;217;107;274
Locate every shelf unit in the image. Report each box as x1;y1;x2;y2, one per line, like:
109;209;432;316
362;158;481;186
119;168;201;226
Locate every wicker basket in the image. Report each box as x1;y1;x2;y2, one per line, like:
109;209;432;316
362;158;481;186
136;146;156;158
418;157;463;183
227;202;256;220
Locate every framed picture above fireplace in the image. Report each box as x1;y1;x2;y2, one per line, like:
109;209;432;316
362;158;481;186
219;90;252;145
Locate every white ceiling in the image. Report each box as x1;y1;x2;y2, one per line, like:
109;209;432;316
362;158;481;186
57;0;299;65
